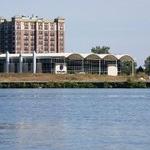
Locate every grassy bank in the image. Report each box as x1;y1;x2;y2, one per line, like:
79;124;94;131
0;73;149;82
0;73;149;88
0;73;128;82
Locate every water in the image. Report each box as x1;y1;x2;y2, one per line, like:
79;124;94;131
0;89;150;150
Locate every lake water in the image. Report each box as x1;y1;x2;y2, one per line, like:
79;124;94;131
0;89;150;150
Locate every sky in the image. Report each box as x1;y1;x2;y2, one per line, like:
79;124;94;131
0;0;150;66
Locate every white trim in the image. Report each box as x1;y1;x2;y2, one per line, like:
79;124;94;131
0;52;134;61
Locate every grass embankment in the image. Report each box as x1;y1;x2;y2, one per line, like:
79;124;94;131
0;73;128;82
0;73;149;88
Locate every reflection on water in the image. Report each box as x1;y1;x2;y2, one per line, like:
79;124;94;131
0;122;65;149
0;89;150;150
0;123;32;129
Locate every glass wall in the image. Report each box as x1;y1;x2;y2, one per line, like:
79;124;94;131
36;57;65;73
9;58;19;73
84;60;99;74
0;59;5;73
22;58;33;73
0;55;133;75
66;59;83;74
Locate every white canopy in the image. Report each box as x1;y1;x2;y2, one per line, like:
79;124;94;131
0;52;134;61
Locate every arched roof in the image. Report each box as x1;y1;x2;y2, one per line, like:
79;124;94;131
116;55;134;62
67;53;84;60
98;54;118;61
84;54;100;60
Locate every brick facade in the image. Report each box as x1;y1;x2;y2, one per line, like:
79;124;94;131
0;16;65;53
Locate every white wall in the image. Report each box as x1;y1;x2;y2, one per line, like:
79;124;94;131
108;64;118;76
55;63;67;74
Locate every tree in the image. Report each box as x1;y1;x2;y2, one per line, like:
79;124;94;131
120;61;132;75
91;46;110;54
136;66;144;74
145;56;150;75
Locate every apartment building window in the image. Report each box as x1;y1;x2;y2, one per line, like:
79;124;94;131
31;47;34;51
60;32;64;36
38;23;43;30
44;23;48;30
12;25;15;30
39;31;43;35
24;37;28;41
24;22;29;29
50;38;55;41
44;47;49;51
39;41;43;45
17;47;21;51
16;47;21;51
50;48;55;52
30;23;35;30
50;42;55;46
39;46;43;52
39;36;43;40
24;47;29;51
60;36;64;40
16;22;21;30
60;40;64;44
31;42;34;46
16;31;21;35
24;31;29;36
16;34;21;40
44;42;48;46
44;37;48;41
17;41;21;45
50;32;55;36
60;27;63;30
60;24;64;30
50;24;54;30
44;32;48;36
30;31;34;36
24;42;29;46
31;37;34;41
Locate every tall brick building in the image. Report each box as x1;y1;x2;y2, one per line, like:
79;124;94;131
0;16;65;53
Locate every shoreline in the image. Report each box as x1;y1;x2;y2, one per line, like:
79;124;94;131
0;81;149;88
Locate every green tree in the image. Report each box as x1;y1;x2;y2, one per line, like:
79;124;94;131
145;56;150;75
91;46;110;54
136;66;144;74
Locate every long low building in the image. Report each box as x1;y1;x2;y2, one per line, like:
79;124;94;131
0;52;134;76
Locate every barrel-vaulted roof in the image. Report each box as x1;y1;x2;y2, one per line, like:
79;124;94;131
116;54;134;62
84;54;100;60
66;53;84;60
98;54;118;60
0;52;134;62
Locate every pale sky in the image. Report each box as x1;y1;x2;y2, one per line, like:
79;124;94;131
0;0;150;66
